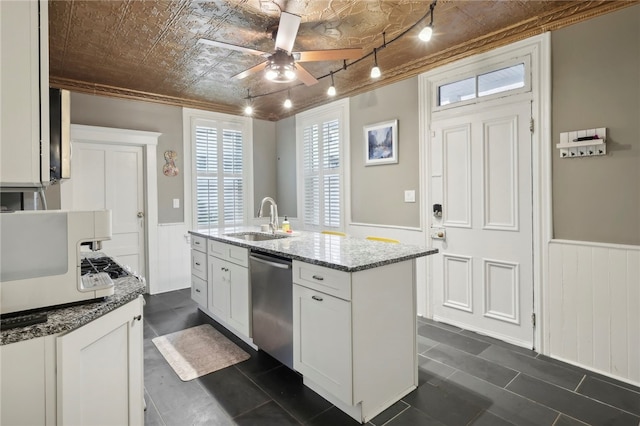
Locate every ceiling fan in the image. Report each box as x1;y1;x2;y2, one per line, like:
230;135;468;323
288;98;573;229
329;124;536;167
198;11;363;86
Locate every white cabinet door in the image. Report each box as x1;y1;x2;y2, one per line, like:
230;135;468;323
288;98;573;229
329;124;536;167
0;0;49;186
227;261;250;336
0;336;54;425
57;297;144;426
208;256;250;336
293;284;353;405
208;256;230;319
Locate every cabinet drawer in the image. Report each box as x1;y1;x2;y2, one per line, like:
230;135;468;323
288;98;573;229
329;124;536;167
190;235;207;253
191;250;207;280
191;275;207;307
208;240;248;267
292;261;351;301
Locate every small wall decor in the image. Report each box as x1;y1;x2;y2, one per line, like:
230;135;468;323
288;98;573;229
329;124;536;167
163;150;179;176
556;128;606;158
364;119;398;166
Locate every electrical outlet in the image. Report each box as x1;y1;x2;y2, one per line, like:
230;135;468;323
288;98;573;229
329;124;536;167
173;198;180;209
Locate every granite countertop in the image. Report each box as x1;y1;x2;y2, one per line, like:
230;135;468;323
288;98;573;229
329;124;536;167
1;265;145;346
190;227;438;272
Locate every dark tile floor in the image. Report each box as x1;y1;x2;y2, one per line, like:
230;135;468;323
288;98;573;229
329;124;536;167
143;289;640;426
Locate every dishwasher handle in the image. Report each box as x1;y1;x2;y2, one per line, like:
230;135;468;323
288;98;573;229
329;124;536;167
250;254;292;270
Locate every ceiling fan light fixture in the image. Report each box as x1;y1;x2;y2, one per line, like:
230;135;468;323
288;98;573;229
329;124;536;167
265;51;297;83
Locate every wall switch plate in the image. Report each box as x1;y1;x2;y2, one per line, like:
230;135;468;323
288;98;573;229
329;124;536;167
404;190;416;203
173;198;180;208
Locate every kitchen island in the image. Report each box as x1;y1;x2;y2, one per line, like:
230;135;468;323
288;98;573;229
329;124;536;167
0;264;146;425
189;227;437;423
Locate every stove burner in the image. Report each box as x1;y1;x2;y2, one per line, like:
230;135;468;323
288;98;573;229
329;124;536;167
81;256;129;279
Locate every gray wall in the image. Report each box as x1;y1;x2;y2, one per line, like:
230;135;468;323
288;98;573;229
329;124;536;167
276;116;297;218
70;93;185;224
252;119;277;216
70;92;278;224
349;77;421;228
551;5;640;246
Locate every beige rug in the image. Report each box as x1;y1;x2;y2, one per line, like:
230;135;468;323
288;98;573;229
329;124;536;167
152;324;250;381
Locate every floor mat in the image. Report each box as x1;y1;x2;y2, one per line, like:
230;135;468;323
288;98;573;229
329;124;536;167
152;324;250;381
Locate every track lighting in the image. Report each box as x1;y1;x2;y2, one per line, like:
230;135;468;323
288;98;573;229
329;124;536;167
419;1;436;42
244;90;253;115
418;25;433;42
370;48;381;79
327;71;336;97
284;89;292;109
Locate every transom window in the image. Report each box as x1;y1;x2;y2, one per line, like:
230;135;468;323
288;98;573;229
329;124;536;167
438;62;526;107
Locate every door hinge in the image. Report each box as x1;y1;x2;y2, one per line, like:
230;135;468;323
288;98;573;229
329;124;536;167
531;313;536;327
530;117;534;133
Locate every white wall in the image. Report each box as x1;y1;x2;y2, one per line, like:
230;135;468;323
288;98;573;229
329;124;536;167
548;240;640;386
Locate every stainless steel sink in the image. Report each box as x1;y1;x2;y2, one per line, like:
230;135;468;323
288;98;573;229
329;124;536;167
225;232;289;241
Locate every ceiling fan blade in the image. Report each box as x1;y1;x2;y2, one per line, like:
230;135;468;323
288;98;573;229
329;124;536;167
296;64;318;86
197;38;268;57
274;12;301;53
232;61;268;80
294;48;363;62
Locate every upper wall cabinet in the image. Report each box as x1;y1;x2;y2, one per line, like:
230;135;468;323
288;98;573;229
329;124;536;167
0;0;49;188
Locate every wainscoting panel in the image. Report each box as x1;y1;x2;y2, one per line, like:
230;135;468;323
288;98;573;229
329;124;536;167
154;223;191;294
548;240;640;386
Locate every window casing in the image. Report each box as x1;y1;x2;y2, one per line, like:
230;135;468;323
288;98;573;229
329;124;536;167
435;58;530;110
192;115;250;229
297;99;348;232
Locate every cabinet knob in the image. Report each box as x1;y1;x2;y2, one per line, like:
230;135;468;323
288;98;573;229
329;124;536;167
195;288;201;293
312;275;324;281
195;262;201;266
312;295;323;302
133;315;142;321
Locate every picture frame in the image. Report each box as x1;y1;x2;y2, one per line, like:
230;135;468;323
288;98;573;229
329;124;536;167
364;119;398;166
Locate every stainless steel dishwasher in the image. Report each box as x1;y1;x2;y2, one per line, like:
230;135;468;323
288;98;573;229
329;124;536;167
250;251;293;369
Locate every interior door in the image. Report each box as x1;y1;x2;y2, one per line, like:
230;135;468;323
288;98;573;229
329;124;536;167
61;142;145;276
430;100;534;348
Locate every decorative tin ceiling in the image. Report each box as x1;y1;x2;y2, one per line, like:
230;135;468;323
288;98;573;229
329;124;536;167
49;1;632;121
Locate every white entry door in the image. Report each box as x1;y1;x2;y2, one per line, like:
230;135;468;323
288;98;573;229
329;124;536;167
430;100;533;348
62;142;145;276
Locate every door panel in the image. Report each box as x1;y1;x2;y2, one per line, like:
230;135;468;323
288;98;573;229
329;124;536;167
62;143;145;276
431;100;533;348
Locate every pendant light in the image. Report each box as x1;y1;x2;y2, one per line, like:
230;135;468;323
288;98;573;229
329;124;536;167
244;90;253;115
419;1;436;42
327;71;336;97
283;89;292;109
370;48;381;79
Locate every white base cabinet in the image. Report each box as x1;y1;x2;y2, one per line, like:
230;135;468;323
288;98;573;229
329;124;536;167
293;284;353;403
207;241;250;337
57;297;144;426
293;260;417;424
0;297;144;425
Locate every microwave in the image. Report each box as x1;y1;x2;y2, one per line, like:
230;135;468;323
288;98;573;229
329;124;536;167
0;210;113;315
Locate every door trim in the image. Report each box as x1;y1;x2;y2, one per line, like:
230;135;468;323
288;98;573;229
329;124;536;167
66;124;160;294
419;33;552;352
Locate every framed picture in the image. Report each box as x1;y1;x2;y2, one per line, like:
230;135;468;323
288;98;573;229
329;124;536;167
364;119;398;166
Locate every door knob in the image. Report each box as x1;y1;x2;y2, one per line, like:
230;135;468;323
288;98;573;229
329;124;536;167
137;211;144;218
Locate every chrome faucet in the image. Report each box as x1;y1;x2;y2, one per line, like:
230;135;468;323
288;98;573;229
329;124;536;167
257;197;279;234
